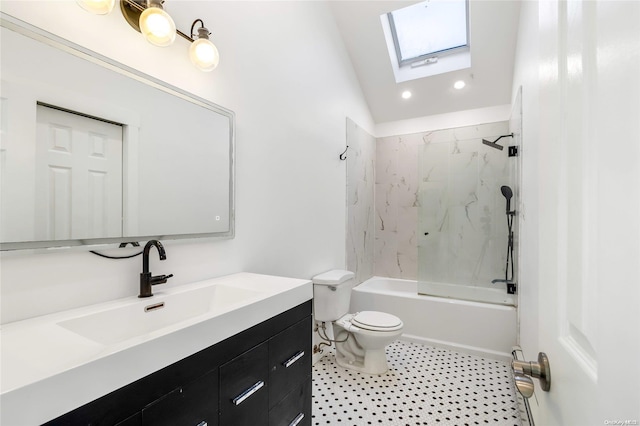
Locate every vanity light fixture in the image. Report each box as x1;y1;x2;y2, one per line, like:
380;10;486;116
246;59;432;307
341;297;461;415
138;0;176;47
77;0;220;71
454;80;466;90
401;90;412;99
76;0;116;15
189;19;220;72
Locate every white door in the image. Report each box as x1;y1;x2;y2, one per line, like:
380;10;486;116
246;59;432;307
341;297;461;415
35;105;123;240
534;0;640;424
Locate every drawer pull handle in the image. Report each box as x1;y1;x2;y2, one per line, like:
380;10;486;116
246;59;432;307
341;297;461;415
289;413;304;426
232;380;264;406
283;351;305;368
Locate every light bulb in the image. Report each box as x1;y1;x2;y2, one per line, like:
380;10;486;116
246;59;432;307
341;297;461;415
76;0;115;15
401;90;412;99
454;80;466;90
189;38;220;72
139;6;176;47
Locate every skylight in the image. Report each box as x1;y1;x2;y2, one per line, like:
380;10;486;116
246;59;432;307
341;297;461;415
381;0;471;83
388;0;469;67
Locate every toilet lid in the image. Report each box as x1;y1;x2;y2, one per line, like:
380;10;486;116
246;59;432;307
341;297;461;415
352;311;403;331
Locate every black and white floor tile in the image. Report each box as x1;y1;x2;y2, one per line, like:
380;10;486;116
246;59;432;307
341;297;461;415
312;340;523;426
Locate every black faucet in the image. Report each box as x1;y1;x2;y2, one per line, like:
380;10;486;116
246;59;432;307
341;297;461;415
139;240;173;298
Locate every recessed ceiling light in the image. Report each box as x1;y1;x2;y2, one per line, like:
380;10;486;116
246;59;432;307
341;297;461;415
401;90;412;99
454;80;466;90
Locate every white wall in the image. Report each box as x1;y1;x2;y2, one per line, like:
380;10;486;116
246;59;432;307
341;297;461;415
0;1;374;323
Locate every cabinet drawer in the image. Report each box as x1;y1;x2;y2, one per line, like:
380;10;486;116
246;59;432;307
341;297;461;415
142;369;218;426
268;379;311;426
220;341;269;426
269;317;311;407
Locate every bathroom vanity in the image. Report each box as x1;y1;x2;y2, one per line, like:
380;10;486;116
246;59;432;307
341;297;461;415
0;273;312;426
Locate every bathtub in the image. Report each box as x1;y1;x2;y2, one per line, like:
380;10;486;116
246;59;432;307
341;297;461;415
349;277;517;361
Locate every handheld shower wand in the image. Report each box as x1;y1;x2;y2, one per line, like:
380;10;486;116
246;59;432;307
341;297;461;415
501;185;513;214
493;185;516;294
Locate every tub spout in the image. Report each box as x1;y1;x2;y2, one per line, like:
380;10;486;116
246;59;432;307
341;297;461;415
491;279;517;294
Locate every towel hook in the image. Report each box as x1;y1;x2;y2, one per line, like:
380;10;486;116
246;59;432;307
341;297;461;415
339;145;349;160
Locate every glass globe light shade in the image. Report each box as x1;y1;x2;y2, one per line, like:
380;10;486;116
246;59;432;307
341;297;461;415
189;38;220;72
139;6;176;47
76;0;115;15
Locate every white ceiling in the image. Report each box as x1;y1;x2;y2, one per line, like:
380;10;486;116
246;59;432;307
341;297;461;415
327;0;522;124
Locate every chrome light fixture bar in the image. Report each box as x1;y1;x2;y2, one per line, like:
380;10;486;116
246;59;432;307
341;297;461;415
77;0;220;72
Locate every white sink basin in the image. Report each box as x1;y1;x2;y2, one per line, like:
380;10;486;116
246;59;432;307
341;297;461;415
58;284;264;345
1;272;312;426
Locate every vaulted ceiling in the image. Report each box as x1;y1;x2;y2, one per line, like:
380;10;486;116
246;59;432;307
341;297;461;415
327;1;522;124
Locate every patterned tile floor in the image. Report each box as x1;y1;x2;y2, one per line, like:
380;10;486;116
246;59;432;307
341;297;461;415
312;340;523;426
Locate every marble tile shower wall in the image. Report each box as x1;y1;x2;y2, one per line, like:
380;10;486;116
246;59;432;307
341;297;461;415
346;118;375;283
375;121;512;282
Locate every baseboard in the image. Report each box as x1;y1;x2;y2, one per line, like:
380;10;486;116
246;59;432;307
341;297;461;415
398;333;513;362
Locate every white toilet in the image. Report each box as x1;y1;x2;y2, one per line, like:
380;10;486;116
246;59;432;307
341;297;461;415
312;270;404;375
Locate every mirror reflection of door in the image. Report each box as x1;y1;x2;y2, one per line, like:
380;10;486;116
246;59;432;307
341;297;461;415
35;105;123;240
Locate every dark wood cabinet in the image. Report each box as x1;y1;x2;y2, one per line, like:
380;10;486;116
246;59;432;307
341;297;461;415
115;412;141;426
269;317;312;408
269;379;312;426
44;301;311;426
141;368;219;426
219;342;269;426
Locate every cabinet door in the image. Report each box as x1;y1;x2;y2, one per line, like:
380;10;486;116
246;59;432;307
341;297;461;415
219;341;269;426
269;317;311;407
268;379;311;426
115;412;141;426
142;369;218;426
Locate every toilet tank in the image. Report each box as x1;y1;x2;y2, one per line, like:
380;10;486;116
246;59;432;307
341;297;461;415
312;270;355;322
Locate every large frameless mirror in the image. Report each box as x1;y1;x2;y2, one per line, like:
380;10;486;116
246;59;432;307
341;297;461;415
0;14;235;250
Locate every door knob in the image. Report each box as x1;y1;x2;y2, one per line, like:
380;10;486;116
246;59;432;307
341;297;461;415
512;351;551;391
513;374;535;398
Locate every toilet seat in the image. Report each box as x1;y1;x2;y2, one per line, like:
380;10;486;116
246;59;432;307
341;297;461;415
351;311;403;332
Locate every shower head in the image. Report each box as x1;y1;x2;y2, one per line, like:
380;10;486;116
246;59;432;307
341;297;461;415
482;139;504;151
501;185;513;213
482;133;514;151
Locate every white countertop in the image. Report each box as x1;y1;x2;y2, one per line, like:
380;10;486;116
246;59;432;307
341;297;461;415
0;272;312;425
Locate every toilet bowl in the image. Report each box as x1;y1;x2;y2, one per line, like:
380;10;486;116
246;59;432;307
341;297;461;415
312;270;404;375
333;311;403;374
